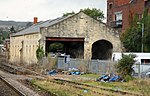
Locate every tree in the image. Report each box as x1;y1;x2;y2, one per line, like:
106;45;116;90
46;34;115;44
49;43;64;53
121;15;142;52
80;8;105;21
121;8;150;52
115;54;136;79
63;8;105;22
141;8;150;52
10;26;15;33
63;11;75;17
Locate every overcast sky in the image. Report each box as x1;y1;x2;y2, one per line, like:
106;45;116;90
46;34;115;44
0;0;106;22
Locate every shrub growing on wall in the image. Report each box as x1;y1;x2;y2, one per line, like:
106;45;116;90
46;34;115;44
36;46;45;60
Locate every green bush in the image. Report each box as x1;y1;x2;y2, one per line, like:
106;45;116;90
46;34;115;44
49;43;64;52
36;46;45;60
124;75;134;82
115;54;136;79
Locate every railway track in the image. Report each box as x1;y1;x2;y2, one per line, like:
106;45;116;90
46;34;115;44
48;79;110;96
0;61;41;76
0;60;143;96
0;75;26;96
49;78;142;96
0;62;19;74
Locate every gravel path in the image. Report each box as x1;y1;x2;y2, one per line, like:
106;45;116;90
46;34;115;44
0;79;20;96
0;70;40;96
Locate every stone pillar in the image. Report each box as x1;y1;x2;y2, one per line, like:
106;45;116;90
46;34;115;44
39;36;46;53
84;41;92;60
112;41;122;52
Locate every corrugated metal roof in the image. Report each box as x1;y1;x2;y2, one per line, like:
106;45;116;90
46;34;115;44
12;13;77;36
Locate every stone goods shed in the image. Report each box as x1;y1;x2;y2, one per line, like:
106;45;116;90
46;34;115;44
9;12;122;64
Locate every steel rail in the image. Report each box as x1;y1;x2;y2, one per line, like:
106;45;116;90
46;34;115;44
0;75;26;96
53;78;142;96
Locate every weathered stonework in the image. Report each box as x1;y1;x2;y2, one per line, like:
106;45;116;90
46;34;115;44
9;33;41;64
40;12;122;60
9;12;122;64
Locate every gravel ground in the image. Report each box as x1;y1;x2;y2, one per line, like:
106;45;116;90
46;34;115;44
0;70;40;96
0;79;20;96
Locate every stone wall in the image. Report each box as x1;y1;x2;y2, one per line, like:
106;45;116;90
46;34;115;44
9;33;41;64
41;12;122;60
9;12;122;64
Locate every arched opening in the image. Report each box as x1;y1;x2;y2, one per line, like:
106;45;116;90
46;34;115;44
92;40;113;60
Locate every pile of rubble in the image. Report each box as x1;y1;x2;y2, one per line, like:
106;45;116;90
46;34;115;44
47;67;84;76
96;73;124;82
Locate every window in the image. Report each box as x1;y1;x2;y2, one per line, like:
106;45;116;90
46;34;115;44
109;3;113;9
141;59;150;64
115;11;122;21
114;11;122;25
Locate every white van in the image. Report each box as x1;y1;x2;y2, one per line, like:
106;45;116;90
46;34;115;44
112;52;150;74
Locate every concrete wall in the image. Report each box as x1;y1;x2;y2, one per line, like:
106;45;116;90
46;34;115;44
9;33;41;64
41;12;122;60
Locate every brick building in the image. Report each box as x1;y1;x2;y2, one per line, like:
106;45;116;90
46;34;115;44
107;0;150;32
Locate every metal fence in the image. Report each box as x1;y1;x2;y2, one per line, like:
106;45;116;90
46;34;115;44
40;57;150;77
57;58;117;74
133;64;150;78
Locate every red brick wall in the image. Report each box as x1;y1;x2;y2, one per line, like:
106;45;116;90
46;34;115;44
114;0;130;6
107;0;147;32
122;0;145;31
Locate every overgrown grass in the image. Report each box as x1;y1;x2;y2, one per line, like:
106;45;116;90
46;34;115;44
30;79;99;96
80;73;100;78
82;78;150;95
66;74;149;95
30;75;150;96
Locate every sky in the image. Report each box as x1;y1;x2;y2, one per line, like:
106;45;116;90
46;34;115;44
0;0;107;22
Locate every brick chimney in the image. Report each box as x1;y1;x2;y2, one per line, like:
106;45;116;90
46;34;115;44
34;17;38;24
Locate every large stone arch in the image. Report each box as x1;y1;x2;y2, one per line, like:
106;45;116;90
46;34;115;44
91;39;113;60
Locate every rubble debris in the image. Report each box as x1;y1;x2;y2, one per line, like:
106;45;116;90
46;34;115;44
68;68;81;75
62;67;84;75
48;70;57;76
97;73;124;82
69;71;81;75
